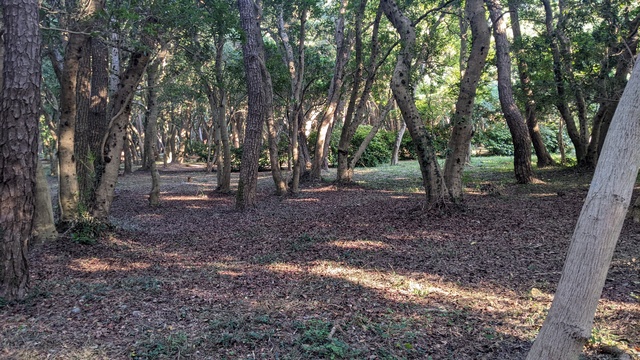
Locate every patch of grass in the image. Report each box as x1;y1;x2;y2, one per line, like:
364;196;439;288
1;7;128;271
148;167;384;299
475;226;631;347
68;217;112;245
132;331;189;359
295;319;359;359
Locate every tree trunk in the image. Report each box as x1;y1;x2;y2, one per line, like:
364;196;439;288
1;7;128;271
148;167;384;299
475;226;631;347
486;0;533;184
32;160;57;243
91;38;154;220
526;59;640;360
391;120;406;166
310;0;350;181
541;0;586;166
142;52;165;171
0;0;41;300
381;0;448;206
236;0;269;209
349;99;393;169
338;2;387;184
443;0;490;201
508;0;554;168
57;32;87;223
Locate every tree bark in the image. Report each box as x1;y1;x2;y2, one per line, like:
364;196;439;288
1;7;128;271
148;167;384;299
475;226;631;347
213;36;232;193
486;0;533;184
91;34;154;220
526;60;640;360
236;0;269;209
310;0;350;181
0;0;41;300
391;120;406;166
381;0;448;206
443;0;490;201
508;0;554;168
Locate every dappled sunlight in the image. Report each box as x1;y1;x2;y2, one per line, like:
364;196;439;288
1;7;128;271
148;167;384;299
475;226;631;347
69;257;151;273
328;239;390;250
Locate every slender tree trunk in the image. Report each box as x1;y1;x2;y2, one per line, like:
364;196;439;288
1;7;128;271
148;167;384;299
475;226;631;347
349;98;393;168
508;0;554;168
236;0;269;209
486;0;533;184
391;120;406;165
381;0;448;206
443;0;490;201
32;160;57;243
261;52;287;195
541;0;586;166
310;0;350;181
0;0;41;300
526;60;640;360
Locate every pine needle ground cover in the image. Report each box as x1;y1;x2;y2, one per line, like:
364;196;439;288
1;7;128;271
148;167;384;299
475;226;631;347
1;160;638;359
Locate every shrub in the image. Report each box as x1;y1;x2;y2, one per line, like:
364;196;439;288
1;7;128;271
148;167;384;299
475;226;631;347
475;123;514;156
351;125;392;167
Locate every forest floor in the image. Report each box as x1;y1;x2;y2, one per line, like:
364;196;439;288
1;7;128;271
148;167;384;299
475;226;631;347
1;157;639;360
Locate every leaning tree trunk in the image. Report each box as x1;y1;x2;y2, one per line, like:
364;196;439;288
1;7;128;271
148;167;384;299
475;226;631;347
443;0;490;201
381;0;448;206
91;37;154;220
391;120;406;166
0;0;41;300
486;0;533;184
236;0;269;210
526;59;640;360
509;0;554;168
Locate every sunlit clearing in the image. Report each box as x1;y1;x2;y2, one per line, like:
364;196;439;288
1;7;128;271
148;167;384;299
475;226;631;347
283;198;320;203
69;257;150;273
329;240;390;250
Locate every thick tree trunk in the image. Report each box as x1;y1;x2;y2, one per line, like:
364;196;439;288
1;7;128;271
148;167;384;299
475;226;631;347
0;0;41;300
381;0;448;206
236;0;269;209
526;60;640;360
443;0;490;201
486;0;533;184
310;0;350;181
91;40;154;220
509;0;554;168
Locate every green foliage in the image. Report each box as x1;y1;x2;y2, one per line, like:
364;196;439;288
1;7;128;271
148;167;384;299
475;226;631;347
68;213;112;245
351;126;392;167
474;123;514;156
132;332;189;359
295;319;359;359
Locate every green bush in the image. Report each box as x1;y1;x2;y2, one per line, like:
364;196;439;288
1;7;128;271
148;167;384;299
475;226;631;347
352;125;392;167
475;123;514;156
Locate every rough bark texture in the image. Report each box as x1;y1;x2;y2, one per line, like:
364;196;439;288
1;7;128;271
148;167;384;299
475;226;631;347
381;0;448;206
486;0;533;184
526;60;640;360
310;0;350;181
236;0;268;210
0;0;41;300
443;0;489;201
91;35;154;220
508;0;554;168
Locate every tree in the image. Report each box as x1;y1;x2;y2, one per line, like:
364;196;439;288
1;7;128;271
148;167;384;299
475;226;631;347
0;0;41;300
443;0;490;201
508;0;554;168
381;0;449;206
485;0;533;184
526;60;640;360
236;0;270;209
